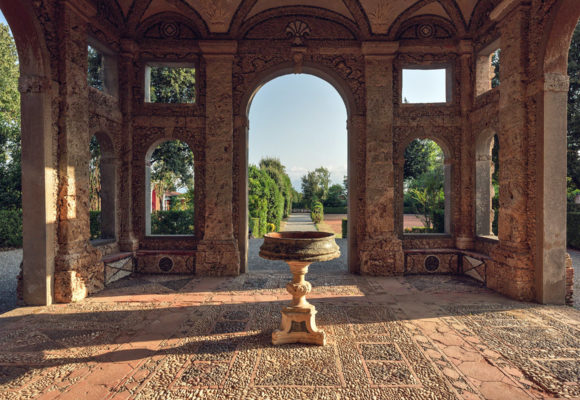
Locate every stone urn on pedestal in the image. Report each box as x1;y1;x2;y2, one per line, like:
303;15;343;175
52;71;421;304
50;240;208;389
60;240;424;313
259;231;340;346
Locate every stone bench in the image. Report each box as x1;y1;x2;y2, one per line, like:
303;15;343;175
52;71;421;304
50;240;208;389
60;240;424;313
404;248;491;284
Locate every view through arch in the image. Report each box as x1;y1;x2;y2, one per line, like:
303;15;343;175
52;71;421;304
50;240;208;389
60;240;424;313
245;74;349;272
0;12;21;313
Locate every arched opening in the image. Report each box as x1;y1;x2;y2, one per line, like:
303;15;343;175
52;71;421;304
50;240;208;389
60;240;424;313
145;140;195;236
0;15;20;313
89;132;116;243
402;138;450;234
0;1;54;306
238;67;356;273
475;132;500;238
538;0;580;304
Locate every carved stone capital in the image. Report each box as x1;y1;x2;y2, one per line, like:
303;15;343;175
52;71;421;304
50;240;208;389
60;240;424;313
120;39;139;58
19;75;51;94
544;73;570;93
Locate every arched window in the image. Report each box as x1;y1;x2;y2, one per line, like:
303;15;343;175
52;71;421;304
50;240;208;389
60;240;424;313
89;133;116;241
475;133;500;237
403;139;449;234
145;140;195;235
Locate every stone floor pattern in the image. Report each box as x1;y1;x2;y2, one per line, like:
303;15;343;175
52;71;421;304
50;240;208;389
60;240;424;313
0;268;579;399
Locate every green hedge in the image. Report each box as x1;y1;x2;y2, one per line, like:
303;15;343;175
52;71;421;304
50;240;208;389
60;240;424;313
151;210;194;235
249;217;260;238
568;212;580;249
90;211;101;240
0;209;22;248
324;206;347;214
342;218;348;238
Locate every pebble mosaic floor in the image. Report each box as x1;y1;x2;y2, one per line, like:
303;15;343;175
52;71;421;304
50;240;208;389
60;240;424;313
0;269;579;400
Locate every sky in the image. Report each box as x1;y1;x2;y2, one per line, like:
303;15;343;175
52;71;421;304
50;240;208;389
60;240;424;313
249;71;446;190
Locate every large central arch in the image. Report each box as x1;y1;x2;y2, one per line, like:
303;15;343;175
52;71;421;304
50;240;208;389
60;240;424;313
236;61;361;273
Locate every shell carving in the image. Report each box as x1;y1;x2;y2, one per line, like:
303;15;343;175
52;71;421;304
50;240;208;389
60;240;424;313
286;20;311;46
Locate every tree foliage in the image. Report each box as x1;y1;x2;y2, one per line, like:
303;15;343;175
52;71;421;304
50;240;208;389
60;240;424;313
149;66;196;104
404;139;445;232
491;49;500;89
404;139;443;181
301;167;331;207
150;140;195;211
259;157;293;217
568;20;580;194
89;136;101;212
0;23;21;211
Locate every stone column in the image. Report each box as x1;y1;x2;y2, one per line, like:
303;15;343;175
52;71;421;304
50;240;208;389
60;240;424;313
196;41;240;276
19;74;57;305
535;73;569;304
490;4;535;300
359;42;403;276
117;39;139;251
456;41;475;249
53;0;103;303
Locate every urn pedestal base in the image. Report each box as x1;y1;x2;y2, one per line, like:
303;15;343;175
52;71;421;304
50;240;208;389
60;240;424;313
272;305;326;346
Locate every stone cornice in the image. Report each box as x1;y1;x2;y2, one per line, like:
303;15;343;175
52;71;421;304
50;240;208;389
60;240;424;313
361;42;399;56
199;40;238;55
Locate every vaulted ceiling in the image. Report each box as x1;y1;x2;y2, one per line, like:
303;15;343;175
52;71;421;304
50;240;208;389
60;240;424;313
100;0;498;39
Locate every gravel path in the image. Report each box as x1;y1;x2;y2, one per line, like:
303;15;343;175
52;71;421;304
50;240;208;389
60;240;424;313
0;249;22;314
281;213;317;232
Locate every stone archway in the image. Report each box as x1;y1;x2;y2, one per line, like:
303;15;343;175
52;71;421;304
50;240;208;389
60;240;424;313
0;0;56;305
536;0;580;304
235;62;361;274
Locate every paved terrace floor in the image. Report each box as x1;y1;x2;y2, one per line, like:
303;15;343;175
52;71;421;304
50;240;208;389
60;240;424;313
1;246;579;399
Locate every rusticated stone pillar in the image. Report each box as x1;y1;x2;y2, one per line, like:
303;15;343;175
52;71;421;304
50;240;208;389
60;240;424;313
19;74;57;305
117;39;139;252
456;40;475;249
488;4;534;300
53;0;103;302
196;41;240;276
359;42;403;276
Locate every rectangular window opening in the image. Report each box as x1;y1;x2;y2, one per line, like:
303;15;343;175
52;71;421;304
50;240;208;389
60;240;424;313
145;65;196;104
402;68;448;104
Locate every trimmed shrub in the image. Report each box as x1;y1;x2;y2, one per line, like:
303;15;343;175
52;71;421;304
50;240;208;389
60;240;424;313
151;210;194;235
342;218;348;238
249;217;260;238
90;211;101;240
311;201;324;224
324;206;347;214
567;212;580;249
0;209;22;248
404;227;429;233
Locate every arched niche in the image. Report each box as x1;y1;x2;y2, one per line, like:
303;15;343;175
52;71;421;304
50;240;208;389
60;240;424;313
144;139;195;236
90;132;117;241
475;129;499;238
401;136;452;235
